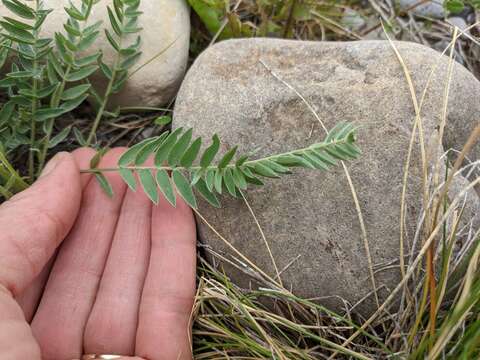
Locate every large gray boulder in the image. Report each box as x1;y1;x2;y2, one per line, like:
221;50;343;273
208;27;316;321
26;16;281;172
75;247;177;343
174;39;480;315
0;0;190;107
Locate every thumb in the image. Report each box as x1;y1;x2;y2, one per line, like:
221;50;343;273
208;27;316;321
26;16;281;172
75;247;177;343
0;152;82;296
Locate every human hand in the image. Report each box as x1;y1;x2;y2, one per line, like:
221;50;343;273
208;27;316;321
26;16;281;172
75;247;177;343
0;148;197;360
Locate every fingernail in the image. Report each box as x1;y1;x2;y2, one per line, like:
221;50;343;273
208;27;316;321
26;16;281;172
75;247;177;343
40;152;67;178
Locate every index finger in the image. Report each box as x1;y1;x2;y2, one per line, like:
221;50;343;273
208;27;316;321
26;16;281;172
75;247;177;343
135;194;196;360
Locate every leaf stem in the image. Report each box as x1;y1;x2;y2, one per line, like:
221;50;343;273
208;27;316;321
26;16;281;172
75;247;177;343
37;65;71;174
81;138;351;173
85;4;127;147
85;67;116;146
28;1;40;183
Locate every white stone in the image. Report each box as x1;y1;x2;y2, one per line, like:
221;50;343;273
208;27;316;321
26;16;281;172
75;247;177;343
0;0;191;107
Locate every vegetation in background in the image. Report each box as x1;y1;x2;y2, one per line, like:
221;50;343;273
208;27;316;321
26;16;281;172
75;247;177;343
0;0;142;196
188;0;347;39
188;0;360;57
445;0;480;13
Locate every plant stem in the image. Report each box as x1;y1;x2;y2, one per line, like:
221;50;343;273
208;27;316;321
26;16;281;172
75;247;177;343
28;0;40;183
85;7;126;147
28;77;37;183
81;138;352;173
37;65;72;175
85;69;116;146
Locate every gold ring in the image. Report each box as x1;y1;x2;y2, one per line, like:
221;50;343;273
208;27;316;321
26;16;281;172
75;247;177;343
81;355;123;359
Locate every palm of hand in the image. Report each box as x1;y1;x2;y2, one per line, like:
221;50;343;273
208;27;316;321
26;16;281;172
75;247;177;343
0;148;196;360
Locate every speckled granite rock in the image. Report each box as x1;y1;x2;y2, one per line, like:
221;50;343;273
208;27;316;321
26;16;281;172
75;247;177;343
0;0;190;107
174;38;480;315
399;0;445;19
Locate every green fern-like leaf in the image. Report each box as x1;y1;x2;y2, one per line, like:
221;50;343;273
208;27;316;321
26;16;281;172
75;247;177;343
84;0;143;145
0;0;106;181
86;123;361;209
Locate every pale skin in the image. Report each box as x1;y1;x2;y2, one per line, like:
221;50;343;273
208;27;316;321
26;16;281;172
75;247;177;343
0;148;197;360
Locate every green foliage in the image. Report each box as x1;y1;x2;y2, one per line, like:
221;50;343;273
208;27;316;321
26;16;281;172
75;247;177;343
188;0;344;41
88;122;360;209
445;0;480;13
85;0;142;145
0;0;142;193
0;0;101;181
445;0;466;13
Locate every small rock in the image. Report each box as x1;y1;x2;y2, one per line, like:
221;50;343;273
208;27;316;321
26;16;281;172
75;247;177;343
141;126;155;139
342;8;366;32
174;38;480;316
446;16;468;31
0;0;191;108
399;0;445;18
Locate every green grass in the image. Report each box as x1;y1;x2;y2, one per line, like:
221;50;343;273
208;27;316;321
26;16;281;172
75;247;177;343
191;131;480;359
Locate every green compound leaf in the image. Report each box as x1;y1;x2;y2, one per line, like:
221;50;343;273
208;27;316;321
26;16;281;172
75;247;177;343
200;134;220;168
107;6;122;36
214;168;223;194
154;127;183;167
0;20;35;44
168;128;193;166
105;29;120;51
194;178;220;208
60;94;89;112
2;0;35;20
190;167;204;186
65;65;98;82
218;146;237;169
118;137;157;167
172;169;197;209
35;108;66;122
95;173;114;197
251;162;279;178
223;168;237;197
64;4;86;21
92;123;361;208
156;169;176;207
77;30;100;51
61;84;91;100
134;134;167;165
205;169;215;192
138;168;158;204
232;167;247;190
180;137;202;168
119;168;137;191
119;51;141;70
48;126;72;148
2;16;33;30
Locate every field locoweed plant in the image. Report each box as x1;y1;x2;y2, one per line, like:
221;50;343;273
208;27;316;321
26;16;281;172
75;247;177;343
85;122;361;209
0;0;142;194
